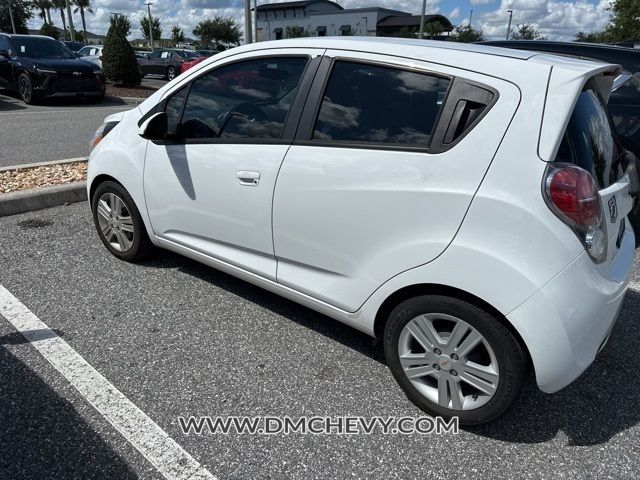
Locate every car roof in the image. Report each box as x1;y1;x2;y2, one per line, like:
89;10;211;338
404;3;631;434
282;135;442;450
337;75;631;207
231;37;618;75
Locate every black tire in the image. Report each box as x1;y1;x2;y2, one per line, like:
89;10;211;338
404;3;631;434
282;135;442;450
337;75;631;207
166;66;176;81
17;73;38;104
384;295;526;425
91;181;153;262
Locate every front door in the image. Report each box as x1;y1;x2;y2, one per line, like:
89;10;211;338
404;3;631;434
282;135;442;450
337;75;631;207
144;51;320;280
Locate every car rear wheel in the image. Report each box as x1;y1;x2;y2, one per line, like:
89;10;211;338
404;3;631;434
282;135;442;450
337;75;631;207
384;295;526;425
18;73;38;104
91;181;153;262
166;66;176;80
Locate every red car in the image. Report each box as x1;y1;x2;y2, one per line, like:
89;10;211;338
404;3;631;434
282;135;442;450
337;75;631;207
180;56;207;74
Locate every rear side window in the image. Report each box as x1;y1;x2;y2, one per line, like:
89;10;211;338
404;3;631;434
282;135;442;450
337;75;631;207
555;86;623;187
313;61;450;147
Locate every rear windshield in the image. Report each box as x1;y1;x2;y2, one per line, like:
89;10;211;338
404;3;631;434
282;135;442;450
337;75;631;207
555;85;624;188
10;37;76;59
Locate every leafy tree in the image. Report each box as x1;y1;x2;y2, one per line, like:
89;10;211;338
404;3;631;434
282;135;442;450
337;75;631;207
140;15;162;42
424;21;444;39
510;23;545;40
395;26;416;38
575;30;610;43
193;16;241;48
109;13;131;37
67;27;83;42
0;0;31;34
171;24;184;45
285;26;311;38
103;23;141;85
450;24;485;42
605;0;640;41
32;0;51;25
73;0;93;46
40;21;59;39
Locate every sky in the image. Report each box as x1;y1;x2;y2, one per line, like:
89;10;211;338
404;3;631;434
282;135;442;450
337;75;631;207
29;0;614;41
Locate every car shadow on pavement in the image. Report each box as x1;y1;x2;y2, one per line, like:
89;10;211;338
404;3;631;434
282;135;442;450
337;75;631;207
142;253;640;447
0;342;138;479
0;92;27;111
141;252;386;365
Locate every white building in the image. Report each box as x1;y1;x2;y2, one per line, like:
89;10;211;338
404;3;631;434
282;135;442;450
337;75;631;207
255;0;452;41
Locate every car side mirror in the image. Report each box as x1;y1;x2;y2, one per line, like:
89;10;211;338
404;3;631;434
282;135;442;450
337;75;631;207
138;112;168;140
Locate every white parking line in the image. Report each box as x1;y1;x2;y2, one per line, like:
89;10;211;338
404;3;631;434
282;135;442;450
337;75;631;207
0;286;215;480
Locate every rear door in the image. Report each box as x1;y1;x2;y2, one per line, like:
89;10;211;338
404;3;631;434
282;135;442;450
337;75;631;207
272;50;521;312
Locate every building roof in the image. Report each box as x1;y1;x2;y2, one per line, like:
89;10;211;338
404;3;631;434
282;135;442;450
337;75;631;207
377;14;453;31
256;0;342;11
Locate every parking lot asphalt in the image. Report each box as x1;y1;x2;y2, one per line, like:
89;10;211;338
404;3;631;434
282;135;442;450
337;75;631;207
0;78;167;169
1;202;639;479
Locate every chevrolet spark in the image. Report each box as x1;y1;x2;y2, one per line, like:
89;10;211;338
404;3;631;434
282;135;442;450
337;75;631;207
88;38;636;425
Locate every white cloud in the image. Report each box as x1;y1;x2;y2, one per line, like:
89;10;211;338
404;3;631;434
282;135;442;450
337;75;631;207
479;0;612;40
449;7;461;19
470;0;495;5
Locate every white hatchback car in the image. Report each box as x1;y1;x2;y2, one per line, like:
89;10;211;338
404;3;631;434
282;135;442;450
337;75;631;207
88;38;636;425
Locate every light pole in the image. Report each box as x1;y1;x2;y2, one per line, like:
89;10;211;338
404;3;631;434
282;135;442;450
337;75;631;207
146;2;154;51
362;16;368;36
254;0;258;42
244;0;253;44
7;0;16;33
469;9;473;26
419;0;427;39
506;9;513;40
65;0;76;41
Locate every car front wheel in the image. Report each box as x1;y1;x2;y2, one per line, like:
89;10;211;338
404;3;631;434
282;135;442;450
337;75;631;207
91;181;153;262
166;66;176;80
384;295;526;425
18;73;38;104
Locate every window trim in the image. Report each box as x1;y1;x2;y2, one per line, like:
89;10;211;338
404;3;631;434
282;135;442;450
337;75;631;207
146;54;319;146
294;56;454;153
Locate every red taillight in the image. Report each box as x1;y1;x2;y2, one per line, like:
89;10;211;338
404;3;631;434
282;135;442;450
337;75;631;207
545;164;600;228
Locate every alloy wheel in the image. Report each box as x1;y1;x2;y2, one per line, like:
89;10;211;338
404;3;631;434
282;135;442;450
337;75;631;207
167;67;176;80
96;192;135;252
19;75;32;103
397;313;500;411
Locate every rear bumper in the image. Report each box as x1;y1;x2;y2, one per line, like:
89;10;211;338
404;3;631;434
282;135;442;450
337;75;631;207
507;227;634;393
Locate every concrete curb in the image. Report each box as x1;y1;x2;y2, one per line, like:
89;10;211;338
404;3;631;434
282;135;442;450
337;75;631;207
0;182;87;217
0;157;88;173
104;95;146;104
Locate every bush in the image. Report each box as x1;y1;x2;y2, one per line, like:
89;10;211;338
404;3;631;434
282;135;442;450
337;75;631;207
102;26;140;85
40;23;60;40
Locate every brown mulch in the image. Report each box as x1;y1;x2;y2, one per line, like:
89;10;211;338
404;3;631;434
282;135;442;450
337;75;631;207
106;83;158;99
0;161;88;194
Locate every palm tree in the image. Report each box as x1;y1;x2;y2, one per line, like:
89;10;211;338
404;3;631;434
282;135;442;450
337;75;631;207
51;0;68;40
32;0;48;25
73;0;92;45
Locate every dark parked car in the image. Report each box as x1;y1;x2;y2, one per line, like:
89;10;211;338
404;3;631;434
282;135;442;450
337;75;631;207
62;40;85;53
138;49;202;80
481;40;640;243
0;34;105;104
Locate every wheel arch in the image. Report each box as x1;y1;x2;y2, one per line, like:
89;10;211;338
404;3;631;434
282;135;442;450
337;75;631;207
89;173;123;202
373;283;532;366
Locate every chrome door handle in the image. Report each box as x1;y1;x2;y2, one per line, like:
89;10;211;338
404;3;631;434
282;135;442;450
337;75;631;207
236;170;260;186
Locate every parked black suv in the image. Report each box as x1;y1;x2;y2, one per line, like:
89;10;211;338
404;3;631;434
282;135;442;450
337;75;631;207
0;34;105;104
